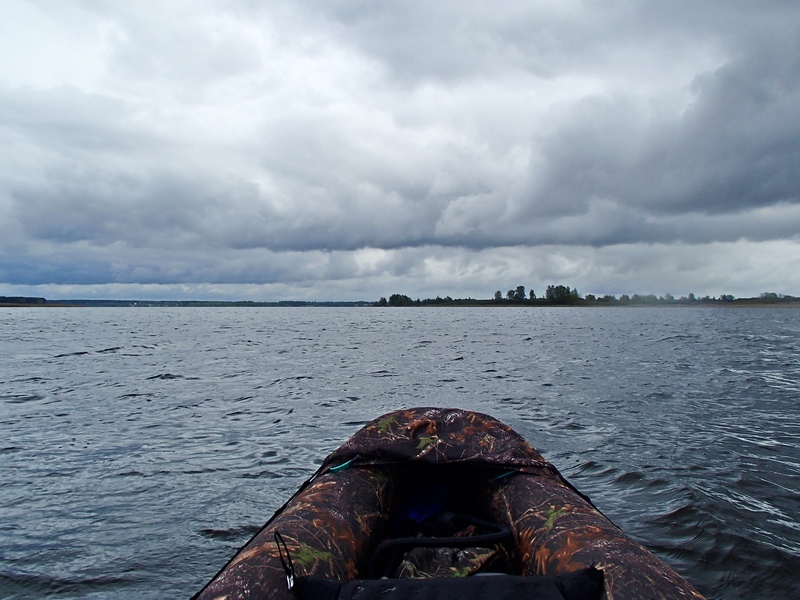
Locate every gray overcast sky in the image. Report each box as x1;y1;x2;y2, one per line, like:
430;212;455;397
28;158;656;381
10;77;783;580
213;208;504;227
1;0;799;301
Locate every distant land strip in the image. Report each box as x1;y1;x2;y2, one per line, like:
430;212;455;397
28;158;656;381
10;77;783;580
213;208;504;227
0;296;47;306
0;297;371;307
2;289;800;308
377;289;800;307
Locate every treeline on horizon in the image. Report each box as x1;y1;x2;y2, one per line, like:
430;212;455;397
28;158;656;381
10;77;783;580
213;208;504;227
377;286;800;306
2;289;799;307
0;296;371;307
0;296;47;305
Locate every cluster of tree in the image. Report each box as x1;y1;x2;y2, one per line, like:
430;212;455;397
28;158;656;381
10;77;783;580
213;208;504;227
492;285;579;304
493;286;535;301
756;292;798;303
377;294;481;306
582;292;799;305
380;285;583;306
377;288;800;307
378;294;414;306
545;285;580;304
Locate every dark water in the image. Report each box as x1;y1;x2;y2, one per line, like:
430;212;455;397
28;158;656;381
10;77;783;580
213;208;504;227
1;307;798;599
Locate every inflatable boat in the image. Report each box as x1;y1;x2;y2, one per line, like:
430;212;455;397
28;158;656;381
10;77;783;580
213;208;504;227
193;408;705;599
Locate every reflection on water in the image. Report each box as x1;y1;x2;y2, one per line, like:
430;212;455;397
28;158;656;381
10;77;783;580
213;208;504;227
1;307;799;599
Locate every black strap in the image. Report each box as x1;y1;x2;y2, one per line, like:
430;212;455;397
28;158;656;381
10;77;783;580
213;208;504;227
275;531;296;590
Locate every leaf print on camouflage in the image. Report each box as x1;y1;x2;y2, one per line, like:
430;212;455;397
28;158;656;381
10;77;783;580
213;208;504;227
374;414;397;432
415;435;438;451
291;542;336;569
543;506;568;533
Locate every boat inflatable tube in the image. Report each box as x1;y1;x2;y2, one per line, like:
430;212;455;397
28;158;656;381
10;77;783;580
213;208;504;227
194;407;705;600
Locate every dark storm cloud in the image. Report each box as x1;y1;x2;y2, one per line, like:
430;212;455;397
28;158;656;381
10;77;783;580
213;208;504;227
526;38;800;221
260;0;800;250
1;0;799;297
305;1;800;220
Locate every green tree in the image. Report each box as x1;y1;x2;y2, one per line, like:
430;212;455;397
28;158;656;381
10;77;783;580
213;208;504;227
388;293;413;306
545;285;579;304
632;294;657;304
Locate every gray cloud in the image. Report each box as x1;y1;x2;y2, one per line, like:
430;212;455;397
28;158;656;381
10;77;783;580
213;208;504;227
1;0;799;298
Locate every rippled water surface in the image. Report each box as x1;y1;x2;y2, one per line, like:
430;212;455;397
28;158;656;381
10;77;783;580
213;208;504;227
1;307;799;599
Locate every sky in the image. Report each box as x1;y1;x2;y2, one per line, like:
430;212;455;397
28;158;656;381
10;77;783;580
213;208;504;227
1;0;799;302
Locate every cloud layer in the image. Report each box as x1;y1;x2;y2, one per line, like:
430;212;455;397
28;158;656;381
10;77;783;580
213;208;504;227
1;1;799;299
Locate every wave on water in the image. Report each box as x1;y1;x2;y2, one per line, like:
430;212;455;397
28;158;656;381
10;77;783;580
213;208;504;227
1;306;799;599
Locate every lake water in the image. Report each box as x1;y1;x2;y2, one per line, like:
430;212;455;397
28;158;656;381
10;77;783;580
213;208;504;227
1;307;798;599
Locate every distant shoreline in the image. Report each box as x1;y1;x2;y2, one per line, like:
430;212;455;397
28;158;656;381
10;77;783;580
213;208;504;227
0;298;372;308
2;296;800;308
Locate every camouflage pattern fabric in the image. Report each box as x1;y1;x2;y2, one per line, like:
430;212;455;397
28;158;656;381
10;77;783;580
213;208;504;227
194;407;705;600
194;466;394;600
488;472;704;599
320;407;554;473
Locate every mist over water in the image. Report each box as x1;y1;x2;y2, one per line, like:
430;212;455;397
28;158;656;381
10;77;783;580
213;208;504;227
2;307;799;599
